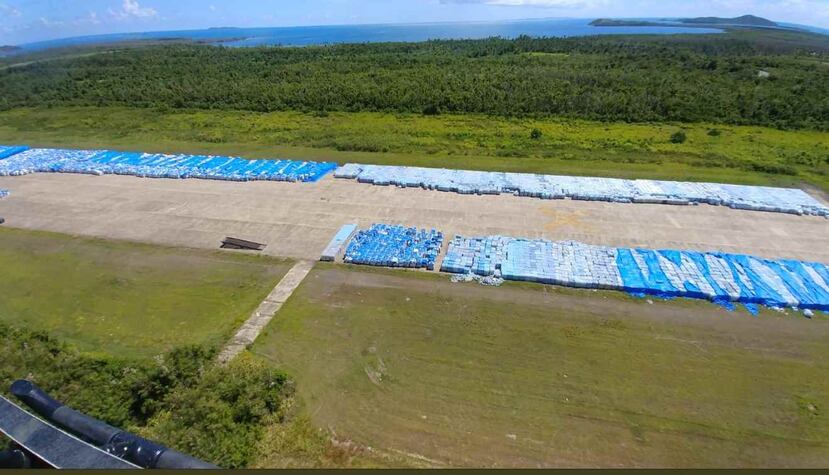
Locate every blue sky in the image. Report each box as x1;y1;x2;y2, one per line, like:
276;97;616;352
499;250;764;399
2;0;829;45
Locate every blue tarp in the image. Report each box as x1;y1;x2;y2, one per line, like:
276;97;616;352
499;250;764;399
0;145;28;160
344;224;443;271
442;234;829;313
0;147;337;183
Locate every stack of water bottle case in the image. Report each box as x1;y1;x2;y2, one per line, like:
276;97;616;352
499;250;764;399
343;224;443;270
441;235;829;311
335;163;829;217
0;145;27;200
333;223;829;313
0;147;337;182
2;142;828;312
3;145;828;218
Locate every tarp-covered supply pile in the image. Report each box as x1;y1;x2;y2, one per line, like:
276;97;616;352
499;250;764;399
335;164;829;217
344;224;443;270
0;147;337;182
442;235;829;312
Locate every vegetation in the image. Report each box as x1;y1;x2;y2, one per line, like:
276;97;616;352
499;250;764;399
0;230;401;468
1;106;826;190
1;31;828;129
0;228;307;467
140;353;290;468
590;19;666;27
681;15;779;27
670;130;688;143
253;265;829;468
0;227;291;356
1;28;828;469
0;322;290;468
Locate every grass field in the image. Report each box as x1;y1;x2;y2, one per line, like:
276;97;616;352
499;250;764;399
0;107;827;191
0;227;291;357
252;265;829;468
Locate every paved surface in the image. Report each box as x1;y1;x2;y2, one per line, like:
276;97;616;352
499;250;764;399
218;260;315;364
0;173;827;263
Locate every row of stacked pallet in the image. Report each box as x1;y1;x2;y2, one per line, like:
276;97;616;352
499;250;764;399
442;234;829;312
0;147;337;182
440;236;510;275
334;164;829;217
343;224;443;270
0;145;28;200
0;148;100;176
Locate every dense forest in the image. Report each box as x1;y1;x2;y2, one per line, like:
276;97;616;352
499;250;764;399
1;30;828;129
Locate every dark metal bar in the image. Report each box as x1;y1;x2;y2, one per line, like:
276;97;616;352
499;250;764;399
11;380;217;469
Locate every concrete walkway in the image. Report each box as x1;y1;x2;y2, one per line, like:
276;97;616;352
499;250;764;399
218;260;315;364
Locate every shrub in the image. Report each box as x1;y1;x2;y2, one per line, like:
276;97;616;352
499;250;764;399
0;323;211;429
744;161;797;175
530;128;542;140
707;128;721;137
142;353;290;468
422;104;441;116
0;323;291;468
670;130;687;144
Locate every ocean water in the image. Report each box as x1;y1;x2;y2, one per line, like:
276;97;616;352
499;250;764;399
13;18;724;54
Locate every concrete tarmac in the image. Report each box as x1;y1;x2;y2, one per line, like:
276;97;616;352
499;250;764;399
1;173;827;263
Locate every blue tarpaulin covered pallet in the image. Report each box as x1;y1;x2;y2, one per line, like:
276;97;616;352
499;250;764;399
344;224;443;271
443;235;829;313
0;147;337;183
335;163;829;217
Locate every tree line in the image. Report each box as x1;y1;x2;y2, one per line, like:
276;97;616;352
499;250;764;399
1;31;827;129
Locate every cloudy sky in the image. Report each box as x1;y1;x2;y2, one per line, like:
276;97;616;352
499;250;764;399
2;0;829;45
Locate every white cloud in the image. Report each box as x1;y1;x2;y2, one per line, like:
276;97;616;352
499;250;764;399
0;3;22;17
75;11;101;26
38;17;64;27
109;0;157;20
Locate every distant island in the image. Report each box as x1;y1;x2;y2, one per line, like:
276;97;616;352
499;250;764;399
0;45;21;53
590;19;665;27
591;15;781;30
679;15;777;27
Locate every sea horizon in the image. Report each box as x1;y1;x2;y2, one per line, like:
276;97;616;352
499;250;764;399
8;17;726;54
6;15;828;57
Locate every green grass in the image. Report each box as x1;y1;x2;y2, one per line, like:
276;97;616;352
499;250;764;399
0;227;291;357
0;107;827;191
252;265;829;468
